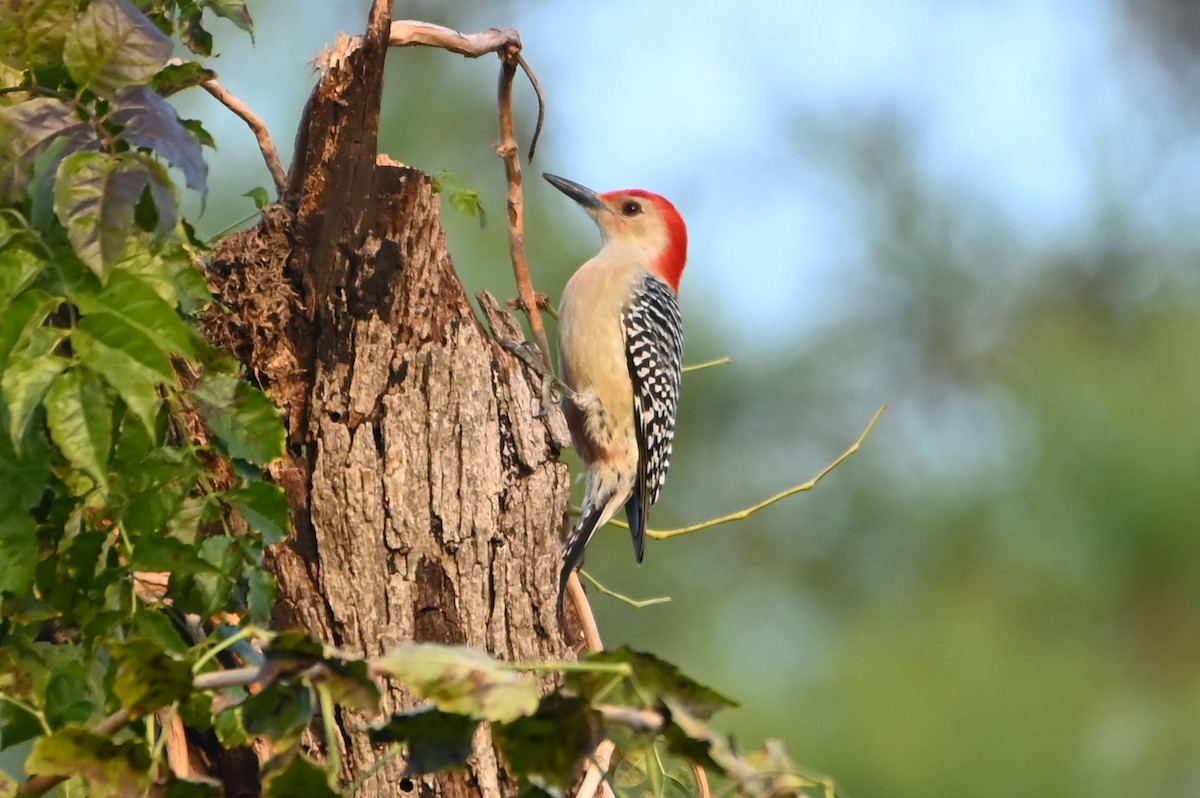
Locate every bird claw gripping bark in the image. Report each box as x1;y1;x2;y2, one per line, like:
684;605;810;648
477;290;568;417
495;334;571;417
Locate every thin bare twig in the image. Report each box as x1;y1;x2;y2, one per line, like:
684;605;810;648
566;570;604;653
682;356;732;374
200;77;287;198
497;48;552;369
579;569;670;608
389;22;546;160
576;739;617;798
607;406;887;541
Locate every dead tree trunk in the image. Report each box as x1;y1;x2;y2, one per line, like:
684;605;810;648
203;3;574;795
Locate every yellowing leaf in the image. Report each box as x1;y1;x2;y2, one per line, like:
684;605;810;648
374;643;539;723
63;0;171;96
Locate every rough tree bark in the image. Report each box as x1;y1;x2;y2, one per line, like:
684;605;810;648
202;2;575;795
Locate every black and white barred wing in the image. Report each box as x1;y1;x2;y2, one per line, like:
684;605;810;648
622;273;684;551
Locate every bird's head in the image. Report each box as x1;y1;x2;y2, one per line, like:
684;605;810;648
544;172;688;292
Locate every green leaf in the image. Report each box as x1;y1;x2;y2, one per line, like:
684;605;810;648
2;351;69;450
179;118;215;149
204;0;254;38
0;416;49;510
62;0;172;96
0;503;37;594
25;726;150;798
112;85;208;196
152;774;224;798
0;288;62;371
260;752;340;798
246;564;276;627
239;681;313;745
0;699;43;752
73;270;194;358
493;694;602;790
242;186;269;209
54;151;161;278
179;12;213;57
129;609;189;656
227;480;289;545
263;631;379;713
193;373;284;465
0;98;98;204
110;638;192;714
130;535;213;576
150;61;217;97
368;707;478;776
373;643;539;723
72;311;172;430
169;535;238;616
0;433;46;592
0;0;74;69
212;703;249;748
569;646;739;721
433;170;486;228
0;241;48;303
658;704;723;776
45;368;114;489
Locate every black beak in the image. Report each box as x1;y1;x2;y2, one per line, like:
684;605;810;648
543;173;605;212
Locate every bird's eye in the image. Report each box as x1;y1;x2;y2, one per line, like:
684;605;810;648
620;200;642;217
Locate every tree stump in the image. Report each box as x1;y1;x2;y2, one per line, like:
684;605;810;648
202;3;574;794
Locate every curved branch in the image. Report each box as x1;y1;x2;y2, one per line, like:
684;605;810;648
200;77;287;198
609;406;887;541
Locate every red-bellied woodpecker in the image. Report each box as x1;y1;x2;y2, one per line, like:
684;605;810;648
543;172;687;621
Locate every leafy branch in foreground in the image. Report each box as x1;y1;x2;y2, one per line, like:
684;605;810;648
15;634;831;798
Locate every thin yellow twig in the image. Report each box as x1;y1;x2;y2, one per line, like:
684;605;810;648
578;569;671;608
682;356;732;374
607;405;886;541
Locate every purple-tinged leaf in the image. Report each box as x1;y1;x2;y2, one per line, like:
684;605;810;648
112;85;208;195
54;151;156;278
0;97;98;204
63;0;172;96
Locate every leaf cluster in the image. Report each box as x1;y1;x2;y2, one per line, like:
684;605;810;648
0;0;288;794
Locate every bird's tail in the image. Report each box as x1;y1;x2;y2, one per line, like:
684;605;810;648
624;489;646;563
557;502;605;627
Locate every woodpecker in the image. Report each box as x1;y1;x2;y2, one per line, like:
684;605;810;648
544;172;687;621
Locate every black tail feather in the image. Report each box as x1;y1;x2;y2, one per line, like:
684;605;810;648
624;491;646;563
557;503;605;628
